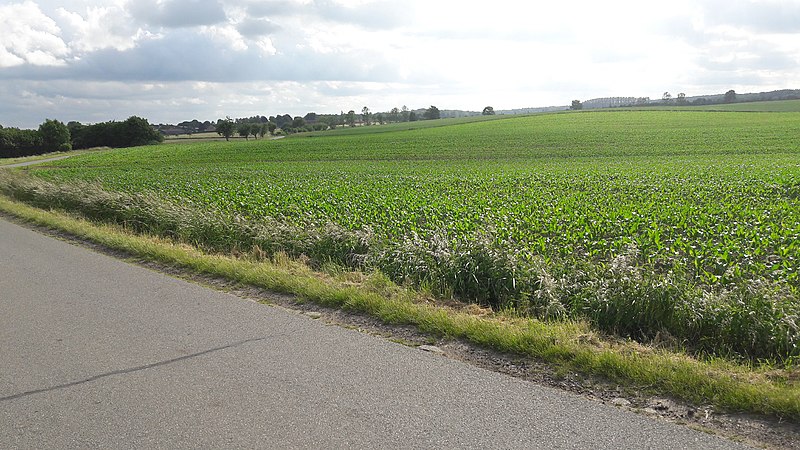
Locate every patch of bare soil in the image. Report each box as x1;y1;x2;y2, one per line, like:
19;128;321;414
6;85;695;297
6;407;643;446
8;214;799;450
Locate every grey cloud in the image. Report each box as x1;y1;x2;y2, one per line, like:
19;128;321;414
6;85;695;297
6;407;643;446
689;69;775;89
700;0;800;33
128;0;227;28
413;27;574;44
655;9;800;77
0;29;401;83
1;77;417;129
237;18;281;37
7;79;173;102
695;40;799;72
314;82;389;98
242;0;411;30
0;79;215;127
313;0;412;30
655;17;709;46
245;0;305;17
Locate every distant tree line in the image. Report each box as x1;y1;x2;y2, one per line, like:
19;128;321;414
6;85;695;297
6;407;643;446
201;104;448;139
0;116;163;158
651;89;800;107
161;103;457;141
214;117;280;141
290;105;441;131
0;119;72;158
569;89;800;112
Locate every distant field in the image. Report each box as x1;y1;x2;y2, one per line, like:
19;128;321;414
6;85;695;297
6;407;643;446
164;131;221;139
685;99;800;112
163;131;236;142
625;99;800;112
30;109;800;360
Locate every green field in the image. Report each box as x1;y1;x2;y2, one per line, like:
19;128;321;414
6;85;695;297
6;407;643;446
627;99;800;112
686;99;800;112
25;110;800;361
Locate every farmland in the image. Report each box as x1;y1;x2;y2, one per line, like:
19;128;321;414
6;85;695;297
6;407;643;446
20;110;800;361
631;98;800;112
695;99;800;112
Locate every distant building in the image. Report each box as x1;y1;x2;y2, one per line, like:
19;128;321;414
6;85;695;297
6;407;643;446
158;126;189;136
582;97;648;109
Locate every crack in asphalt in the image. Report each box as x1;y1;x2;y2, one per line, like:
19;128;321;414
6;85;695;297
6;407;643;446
0;337;270;403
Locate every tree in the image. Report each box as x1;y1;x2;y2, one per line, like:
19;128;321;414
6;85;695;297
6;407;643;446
570;100;583;110
424;105;440;120
361;106;372;125
0;127;42;157
482;106;495;115
676;92;687;105
38;119;71;152
346;110;357;127
121;116;163;147
267;122;277;135
216;117;235;141
291;116;306;129
64;116;161;149
273;114;292;129
724;89;737;103
238;123;252;140
401;105;410;122
258;123;268;139
662;92;672;103
408;111;418;122
389;107;400;122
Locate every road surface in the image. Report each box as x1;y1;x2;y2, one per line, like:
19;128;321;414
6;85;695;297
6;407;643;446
0;218;749;448
0;155;73;169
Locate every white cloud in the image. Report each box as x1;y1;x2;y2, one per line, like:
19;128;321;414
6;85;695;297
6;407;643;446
0;1;70;67
699;0;800;33
57;4;153;53
202;25;249;51
0;48;26;67
254;37;278;55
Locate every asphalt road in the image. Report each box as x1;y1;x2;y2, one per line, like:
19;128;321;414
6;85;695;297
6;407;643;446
0;218;750;449
0;155;73;168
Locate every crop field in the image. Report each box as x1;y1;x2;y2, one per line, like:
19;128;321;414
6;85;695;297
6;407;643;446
631;99;800;113
23;110;800;361
684;99;800;112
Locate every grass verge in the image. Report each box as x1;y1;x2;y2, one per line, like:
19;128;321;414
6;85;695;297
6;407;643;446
0;193;797;420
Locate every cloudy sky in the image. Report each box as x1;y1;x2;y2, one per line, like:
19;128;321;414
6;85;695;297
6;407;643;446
1;0;799;128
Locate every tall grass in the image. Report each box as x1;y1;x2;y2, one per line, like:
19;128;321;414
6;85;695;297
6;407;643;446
1;170;797;362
